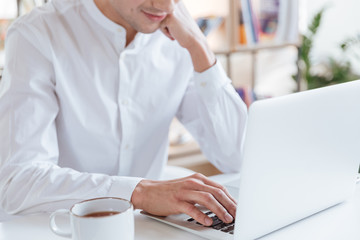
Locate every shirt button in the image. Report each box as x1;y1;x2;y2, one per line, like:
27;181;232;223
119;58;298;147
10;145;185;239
125;144;130;150
121;99;129;106
117;28;122;33
200;82;207;87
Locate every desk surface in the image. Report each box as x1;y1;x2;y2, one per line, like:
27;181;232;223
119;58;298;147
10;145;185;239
1;174;359;240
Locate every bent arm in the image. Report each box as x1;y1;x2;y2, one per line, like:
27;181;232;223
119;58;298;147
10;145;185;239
160;2;248;170
176;62;248;173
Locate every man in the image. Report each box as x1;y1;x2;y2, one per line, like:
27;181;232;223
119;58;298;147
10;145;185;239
0;0;247;226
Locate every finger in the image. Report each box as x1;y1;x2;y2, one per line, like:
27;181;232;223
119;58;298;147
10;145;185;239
193;173;238;205
179;202;213;226
171;174;237;218
182;177;237;217
159;16;175;41
160;25;175;41
202;185;237;218
175;173;237;216
180;190;234;224
204;179;237;208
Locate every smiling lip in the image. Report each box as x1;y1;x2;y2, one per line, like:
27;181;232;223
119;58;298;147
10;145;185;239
142;11;167;22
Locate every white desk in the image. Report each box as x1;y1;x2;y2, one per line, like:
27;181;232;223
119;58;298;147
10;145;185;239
1;174;359;240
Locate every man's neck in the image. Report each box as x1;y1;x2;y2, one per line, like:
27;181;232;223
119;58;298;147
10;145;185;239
94;0;137;46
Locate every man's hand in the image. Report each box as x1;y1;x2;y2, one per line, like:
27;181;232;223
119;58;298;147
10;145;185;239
160;1;216;73
131;173;236;226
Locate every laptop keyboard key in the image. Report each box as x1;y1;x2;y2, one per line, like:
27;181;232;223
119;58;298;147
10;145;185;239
221;225;234;233
210;216;223;226
188;211;235;235
212;222;229;230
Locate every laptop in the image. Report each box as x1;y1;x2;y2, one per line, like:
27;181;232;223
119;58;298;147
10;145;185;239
142;80;360;240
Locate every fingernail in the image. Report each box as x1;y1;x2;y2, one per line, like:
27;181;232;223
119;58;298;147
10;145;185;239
225;213;233;223
205;217;212;226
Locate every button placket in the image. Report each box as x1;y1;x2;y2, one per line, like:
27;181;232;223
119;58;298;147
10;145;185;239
117;50;133;175
200;82;207;87
114;27;126;54
121;98;129;106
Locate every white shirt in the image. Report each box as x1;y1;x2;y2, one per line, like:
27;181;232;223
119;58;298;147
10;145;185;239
0;0;247;214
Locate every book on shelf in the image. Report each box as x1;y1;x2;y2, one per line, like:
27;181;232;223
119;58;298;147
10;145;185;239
235;87;257;108
256;0;279;42
240;0;257;44
196;16;224;36
236;86;272;108
238;0;299;46
275;0;299;44
238;9;247;45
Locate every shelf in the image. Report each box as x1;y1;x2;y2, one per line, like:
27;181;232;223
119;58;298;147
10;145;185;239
168;141;221;176
215;42;300;55
184;0;300;90
169;141;202;160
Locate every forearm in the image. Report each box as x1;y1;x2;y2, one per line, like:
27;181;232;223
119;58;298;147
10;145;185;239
160;1;216;73
0;162;142;214
185;35;216;73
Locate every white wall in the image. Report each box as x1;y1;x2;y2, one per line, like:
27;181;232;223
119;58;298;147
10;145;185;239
304;0;360;73
0;0;17;19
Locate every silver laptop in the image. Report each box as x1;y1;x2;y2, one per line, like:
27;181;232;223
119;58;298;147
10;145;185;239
142;80;360;240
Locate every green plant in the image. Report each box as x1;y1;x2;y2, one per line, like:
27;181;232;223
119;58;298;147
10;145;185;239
296;9;360;90
341;34;360;60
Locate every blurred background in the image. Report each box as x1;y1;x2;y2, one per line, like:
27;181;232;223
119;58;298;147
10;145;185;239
1;0;359;95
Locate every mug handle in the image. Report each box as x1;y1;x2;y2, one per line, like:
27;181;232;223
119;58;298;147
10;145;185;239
49;209;72;238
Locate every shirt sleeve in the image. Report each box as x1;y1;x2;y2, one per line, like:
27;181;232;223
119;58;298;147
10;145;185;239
176;61;248;173
0;23;142;215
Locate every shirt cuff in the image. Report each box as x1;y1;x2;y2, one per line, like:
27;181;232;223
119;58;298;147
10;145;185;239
193;60;231;103
108;176;143;201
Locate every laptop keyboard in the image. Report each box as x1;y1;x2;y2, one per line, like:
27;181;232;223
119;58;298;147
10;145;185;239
187;211;235;235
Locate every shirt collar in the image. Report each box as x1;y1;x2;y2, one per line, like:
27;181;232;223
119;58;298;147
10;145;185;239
81;0;150;50
81;0;125;33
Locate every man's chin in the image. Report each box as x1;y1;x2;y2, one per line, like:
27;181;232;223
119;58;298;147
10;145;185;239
140;29;158;34
135;24;160;34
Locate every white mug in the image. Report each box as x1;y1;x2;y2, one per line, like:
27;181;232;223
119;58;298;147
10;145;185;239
49;197;134;240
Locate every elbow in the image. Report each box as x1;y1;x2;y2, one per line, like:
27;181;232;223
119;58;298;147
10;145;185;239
0;180;22;215
211;154;242;174
0;167;29;215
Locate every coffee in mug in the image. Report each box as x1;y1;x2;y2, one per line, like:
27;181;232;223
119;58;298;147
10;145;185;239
83;211;120;217
49;197;134;240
